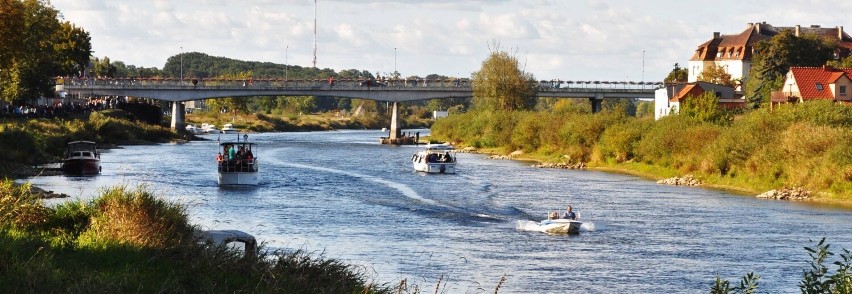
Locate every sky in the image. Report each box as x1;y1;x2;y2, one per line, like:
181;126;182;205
52;0;852;81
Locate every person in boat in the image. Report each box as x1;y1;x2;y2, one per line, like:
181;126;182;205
216;152;224;162
547;211;559;220
562;205;577;220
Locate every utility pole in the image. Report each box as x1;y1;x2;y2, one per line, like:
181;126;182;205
180;46;183;81
285;44;288;83
312;0;317;68
394;47;397;77
642;50;645;88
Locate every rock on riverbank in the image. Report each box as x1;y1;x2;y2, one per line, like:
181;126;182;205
756;187;812;200
531;162;588;170
657;175;702;186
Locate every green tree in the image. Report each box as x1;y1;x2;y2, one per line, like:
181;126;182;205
471;43;537;111
1;0;65;103
697;64;734;87
827;55;852;68
680;92;730;124
745;30;837;108
91;56;117;78
54;21;91;76
664;63;688;84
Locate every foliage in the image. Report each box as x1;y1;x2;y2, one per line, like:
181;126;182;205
697;64;734;87
680;92;732;124
471;43;538;111
433;99;852;199
664;63;688;84
827;55;852;68
745;30;837;108
0;0;91;103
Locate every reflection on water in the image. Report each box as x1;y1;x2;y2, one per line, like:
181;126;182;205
22;130;852;293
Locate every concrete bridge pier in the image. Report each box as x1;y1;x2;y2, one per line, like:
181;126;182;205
590;93;603;113
170;102;185;131
389;101;400;139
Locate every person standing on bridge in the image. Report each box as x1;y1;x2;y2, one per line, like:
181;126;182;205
328;76;335;88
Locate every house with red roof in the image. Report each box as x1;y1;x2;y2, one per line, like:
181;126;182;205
772;65;852;106
688;22;852;88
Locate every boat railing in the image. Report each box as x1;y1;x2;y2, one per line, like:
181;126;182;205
217;159;258;173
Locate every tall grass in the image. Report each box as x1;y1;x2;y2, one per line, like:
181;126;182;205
0;180;395;293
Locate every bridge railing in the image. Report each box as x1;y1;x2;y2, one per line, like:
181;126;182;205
59;77;475;91
58;77;661;93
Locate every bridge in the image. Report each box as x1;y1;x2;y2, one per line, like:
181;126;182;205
58;77;659;141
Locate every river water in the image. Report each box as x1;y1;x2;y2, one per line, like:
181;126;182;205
24;130;852;293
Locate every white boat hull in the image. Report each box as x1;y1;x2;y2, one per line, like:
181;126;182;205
516;219;583;234
413;162;455;174
218;172;259;186
221;130;238;134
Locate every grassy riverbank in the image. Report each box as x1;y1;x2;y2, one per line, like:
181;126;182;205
431;101;852;203
0;180;397;293
186;111;431;133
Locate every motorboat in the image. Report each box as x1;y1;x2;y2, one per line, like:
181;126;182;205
411;144;456;174
201;123;219;134
538;219;583;234
221;123;238;134
61;141;101;175
515;219;583;235
217;134;258;186
185;124;204;135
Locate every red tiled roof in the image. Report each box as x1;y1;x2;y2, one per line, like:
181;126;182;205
789;66;852;100
691;23;852;61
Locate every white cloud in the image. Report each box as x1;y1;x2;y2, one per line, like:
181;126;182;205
51;0;852;80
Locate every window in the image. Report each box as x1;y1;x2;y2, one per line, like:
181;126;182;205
816;83;823;91
841;86;847;96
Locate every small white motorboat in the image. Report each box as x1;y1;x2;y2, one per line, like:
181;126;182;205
412;144;456;174
201;123;219;134
516;219;583;234
185;124;203;135
221;123;238;134
61;141;101;175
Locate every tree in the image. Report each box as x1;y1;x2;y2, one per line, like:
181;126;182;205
745;30;837;108
827;55;852;68
680;92;730;124
91;56;117;78
697;64;734;87
664;63;688;84
471;43;538;111
54;21;91;77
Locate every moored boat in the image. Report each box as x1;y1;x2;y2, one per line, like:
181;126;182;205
411;144;456;174
201;123;219;134
217;135;258;186
221;123;238;134
61;141;101;175
185;124;204;134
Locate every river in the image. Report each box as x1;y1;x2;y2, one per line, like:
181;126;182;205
24;130;852;293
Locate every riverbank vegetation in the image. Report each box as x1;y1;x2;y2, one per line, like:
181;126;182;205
432;100;852;199
0;180;393;293
0;111;178;178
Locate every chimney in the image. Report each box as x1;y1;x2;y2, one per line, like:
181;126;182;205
795;25;800;37
755;23;761;34
713;32;720;39
840;26;845;40
747;22;753;28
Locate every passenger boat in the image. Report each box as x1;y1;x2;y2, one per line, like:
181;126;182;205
411;144;456;174
221;123;238;134
61;141;101;175
217;134;258;186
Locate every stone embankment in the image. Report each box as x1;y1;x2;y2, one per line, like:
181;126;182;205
531;162;587;170
755;187;812;201
657;174;702;186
